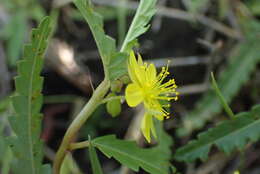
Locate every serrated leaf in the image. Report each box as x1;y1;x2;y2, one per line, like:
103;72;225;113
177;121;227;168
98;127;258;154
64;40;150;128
74;0;116;66
74;0;129;81
92;135;169;174
89;139;104;174
178;35;260;136
111;0;157;79
120;0;157;52
74;0;157;80
8;17;51;174
174;104;260;162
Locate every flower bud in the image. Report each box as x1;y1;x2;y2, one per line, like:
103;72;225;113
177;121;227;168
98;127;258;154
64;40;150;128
106;93;121;117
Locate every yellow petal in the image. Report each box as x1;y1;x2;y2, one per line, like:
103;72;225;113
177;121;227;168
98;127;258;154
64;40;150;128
147;63;157;81
137;54;144;66
153;114;164;121
128;51;145;86
128;51;138;82
136;65;146;83
141;113;152;143
128;65;138;84
125;83;143;107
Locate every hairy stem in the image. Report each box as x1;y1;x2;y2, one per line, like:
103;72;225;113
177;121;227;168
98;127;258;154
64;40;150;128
53;79;110;174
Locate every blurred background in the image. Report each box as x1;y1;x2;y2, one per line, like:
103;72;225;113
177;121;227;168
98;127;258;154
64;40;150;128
0;0;259;173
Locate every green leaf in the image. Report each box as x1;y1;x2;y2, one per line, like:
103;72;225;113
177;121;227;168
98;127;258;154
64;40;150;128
1;147;12;174
74;0;129;81
177;35;260;137
8;17;51;174
74;0;116;67
174;104;260;162
120;0;157;52
108;52;128;81
89;139;104;174
0;96;11;114
92;135;170;174
252;105;260;119
0;135;13;174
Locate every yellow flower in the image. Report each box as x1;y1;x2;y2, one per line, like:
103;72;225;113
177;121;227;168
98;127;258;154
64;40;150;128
125;51;178;142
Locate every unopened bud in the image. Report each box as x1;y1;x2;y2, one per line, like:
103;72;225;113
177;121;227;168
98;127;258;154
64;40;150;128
111;80;123;93
106;93;121;117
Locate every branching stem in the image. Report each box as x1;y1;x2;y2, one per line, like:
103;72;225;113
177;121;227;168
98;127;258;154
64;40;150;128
69;141;90;151
53;79;110;174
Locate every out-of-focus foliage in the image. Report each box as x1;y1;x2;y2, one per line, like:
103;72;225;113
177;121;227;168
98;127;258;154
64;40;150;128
7;17;51;174
0;0;45;67
175;104;260;162
0;97;13;174
184;0;210;14
2;11;27;67
246;0;260;15
177;19;260;136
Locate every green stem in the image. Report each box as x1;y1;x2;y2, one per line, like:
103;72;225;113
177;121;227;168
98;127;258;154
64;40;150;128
211;72;235;119
101;95;124;104
69;141;90;151
53;79;110;174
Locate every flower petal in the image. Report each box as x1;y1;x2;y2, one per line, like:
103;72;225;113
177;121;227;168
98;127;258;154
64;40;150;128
141;113;153;143
147;63;157;81
125;83;143;107
128;51;139;83
153;114;164;121
137;54;144;66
